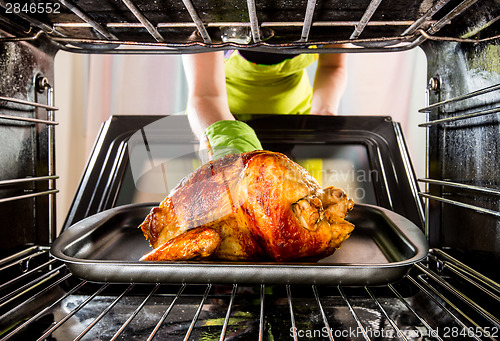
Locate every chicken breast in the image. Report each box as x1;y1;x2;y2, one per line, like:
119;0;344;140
139;150;354;262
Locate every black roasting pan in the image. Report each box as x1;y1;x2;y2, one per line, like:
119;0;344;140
51;203;428;286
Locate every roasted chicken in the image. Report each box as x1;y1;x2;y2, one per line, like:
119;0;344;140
139;150;354;262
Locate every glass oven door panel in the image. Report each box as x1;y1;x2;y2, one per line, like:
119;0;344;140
115;143;376;206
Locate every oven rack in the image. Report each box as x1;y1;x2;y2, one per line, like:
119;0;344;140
0;0;497;54
0;247;498;340
0;78;59;244
417;81;500;238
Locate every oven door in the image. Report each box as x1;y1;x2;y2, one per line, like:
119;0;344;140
63;114;424;230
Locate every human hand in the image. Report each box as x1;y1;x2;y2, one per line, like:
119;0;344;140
202;120;263;161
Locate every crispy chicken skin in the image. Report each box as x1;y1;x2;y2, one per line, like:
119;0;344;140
140;150;354;262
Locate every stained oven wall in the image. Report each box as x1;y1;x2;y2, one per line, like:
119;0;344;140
0;34;56;256
422;39;500;268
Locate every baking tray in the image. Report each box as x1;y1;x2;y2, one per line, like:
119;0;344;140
50;203;428;286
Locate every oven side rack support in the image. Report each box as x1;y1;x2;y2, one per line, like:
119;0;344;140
417;81;500;243
0;77;59;244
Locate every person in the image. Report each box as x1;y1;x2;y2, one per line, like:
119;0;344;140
182;50;347;161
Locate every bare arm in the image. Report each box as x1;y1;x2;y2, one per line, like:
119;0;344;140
310;53;348;115
182;51;234;139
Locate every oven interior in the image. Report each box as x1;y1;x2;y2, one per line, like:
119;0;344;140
0;0;499;339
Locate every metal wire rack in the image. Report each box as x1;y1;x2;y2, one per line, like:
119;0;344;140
0;247;498;340
0;78;59;244
0;0;498;53
417;81;500;237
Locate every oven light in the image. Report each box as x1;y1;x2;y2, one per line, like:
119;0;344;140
220;26;252;44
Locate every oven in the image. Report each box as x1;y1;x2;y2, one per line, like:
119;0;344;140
0;0;499;340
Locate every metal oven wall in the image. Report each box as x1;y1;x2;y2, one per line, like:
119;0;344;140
0;33;57;256
422;38;500;269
